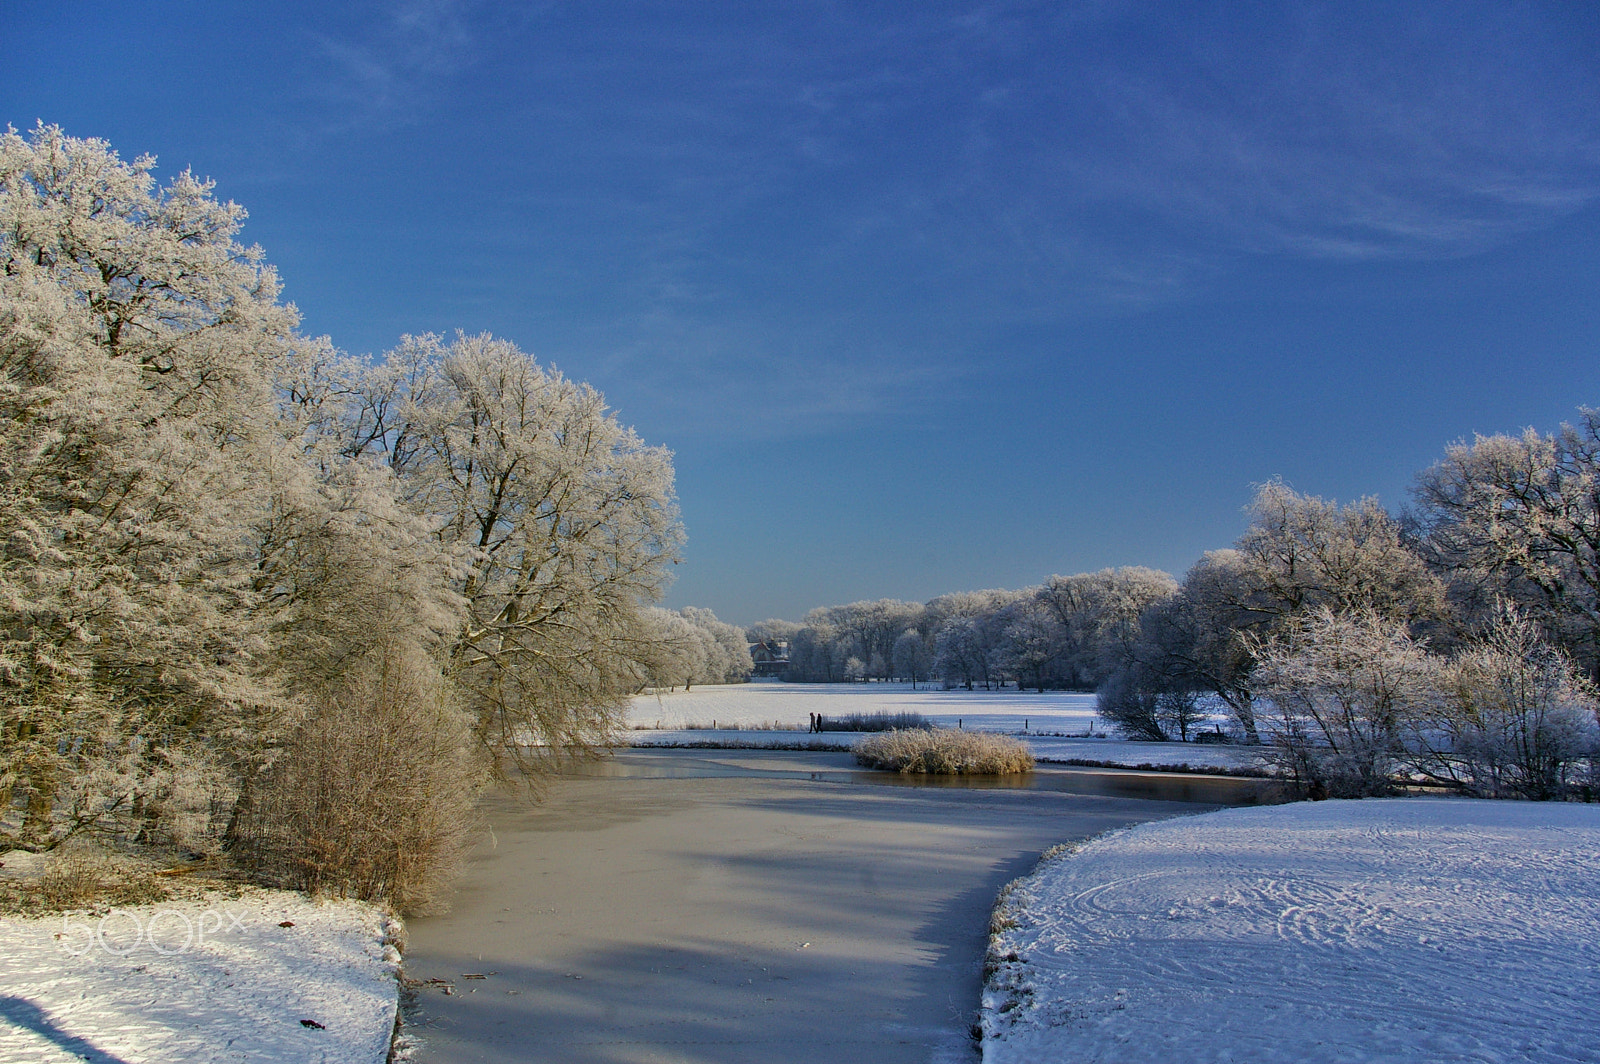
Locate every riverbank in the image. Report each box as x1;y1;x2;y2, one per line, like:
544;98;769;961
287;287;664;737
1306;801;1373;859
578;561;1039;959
983;798;1600;1064
0;750;1268;1064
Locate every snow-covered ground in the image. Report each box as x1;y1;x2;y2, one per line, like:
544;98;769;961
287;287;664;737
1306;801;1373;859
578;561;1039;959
628;683;1268;771
983;798;1600;1064
0;887;400;1064
1025;735;1266;772
629;681;1110;733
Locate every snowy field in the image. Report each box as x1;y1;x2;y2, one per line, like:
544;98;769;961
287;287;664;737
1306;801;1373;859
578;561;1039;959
983;798;1600;1064
0;888;400;1064
629;680;1108;733
628;683;1268;771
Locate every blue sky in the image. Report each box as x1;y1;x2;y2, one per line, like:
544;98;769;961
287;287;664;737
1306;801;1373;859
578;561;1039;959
9;1;1600;623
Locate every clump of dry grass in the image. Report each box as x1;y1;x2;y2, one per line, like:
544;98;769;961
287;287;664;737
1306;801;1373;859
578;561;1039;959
817;711;932;732
852;728;1034;775
37;843;113;908
0;841;173;914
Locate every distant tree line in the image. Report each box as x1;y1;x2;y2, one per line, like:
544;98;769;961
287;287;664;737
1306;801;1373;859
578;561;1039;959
748;567;1176;693
757;427;1600;801
1103;459;1600;800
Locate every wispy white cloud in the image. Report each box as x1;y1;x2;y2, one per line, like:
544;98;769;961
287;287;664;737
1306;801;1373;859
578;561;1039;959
997;3;1600;272
282;2;1600;432
710;1;1598;311
296;0;512;132
570;266;968;442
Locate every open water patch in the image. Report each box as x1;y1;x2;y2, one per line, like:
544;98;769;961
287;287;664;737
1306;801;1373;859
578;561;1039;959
565;749;1280;805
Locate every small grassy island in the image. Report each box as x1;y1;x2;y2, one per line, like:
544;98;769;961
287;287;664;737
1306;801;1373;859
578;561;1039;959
853;728;1035;775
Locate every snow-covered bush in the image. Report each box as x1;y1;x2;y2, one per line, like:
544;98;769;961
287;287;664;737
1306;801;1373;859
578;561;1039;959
1095;668;1205;742
1252;604;1600;800
1251;607;1439;797
1412;609;1600;799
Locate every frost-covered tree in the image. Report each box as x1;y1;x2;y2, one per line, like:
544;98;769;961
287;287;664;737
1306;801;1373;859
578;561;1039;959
993;596;1061;693
1235;481;1444;623
922;588;1023;635
784;600;920;681
335;332;683;772
746;618;800;645
933;615;1002;689
783;622;842;682
638;607;702;690
842;600;922;680
639;606;752;688
1095;667;1204;742
919;588;1024;689
252;448;463;691
0;125;492;889
681;607;754;683
1412;414;1600;678
1122;550;1265;740
0;124;303;846
892;628;933;688
0;127;681;913
1104;487;1441;743
1030;569;1177;689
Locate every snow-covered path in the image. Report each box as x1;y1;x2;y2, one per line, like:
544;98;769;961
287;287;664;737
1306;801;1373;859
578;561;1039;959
0;890;400;1064
983;799;1600;1064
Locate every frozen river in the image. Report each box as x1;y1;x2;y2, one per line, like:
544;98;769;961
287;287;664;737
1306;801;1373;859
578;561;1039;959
402;749;1272;1063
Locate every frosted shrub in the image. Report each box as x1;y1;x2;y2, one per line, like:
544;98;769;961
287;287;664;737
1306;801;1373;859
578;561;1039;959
816;711;931;732
1251;605;1600;800
1096;669;1204;741
1251;607;1438;798
853;728;1034;775
232;644;486;915
37;842;113;908
1413;611;1600;799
